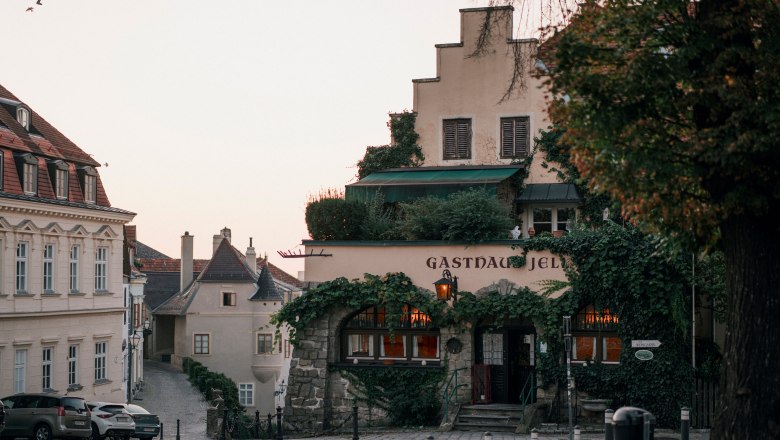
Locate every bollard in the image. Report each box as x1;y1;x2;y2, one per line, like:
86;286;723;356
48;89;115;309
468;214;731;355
680;407;690;440
220;411;227;440
531;428;539;439
276;406;283;440
160;423;164;440
254;410;260;439
426;436;434;440
574;425;581;440
643;412;651;440
483;432;493;440
352;401;359;440
605;409;615;440
267;413;273;438
176;419;180;440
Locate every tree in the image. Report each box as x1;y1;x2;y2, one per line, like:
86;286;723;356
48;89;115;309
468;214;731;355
542;1;780;438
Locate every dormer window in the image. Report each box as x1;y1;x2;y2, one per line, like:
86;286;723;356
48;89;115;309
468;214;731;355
15;153;38;196
48;160;69;200
16;107;30;131
78;166;97;204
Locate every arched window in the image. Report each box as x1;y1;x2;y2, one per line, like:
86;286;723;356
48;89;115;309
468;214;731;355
571;305;622;364
341;304;439;365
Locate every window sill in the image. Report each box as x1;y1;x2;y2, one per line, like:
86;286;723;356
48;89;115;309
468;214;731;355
94;379;112;386
42;292;62;297
43;388;59;394
14;292;33;297
334;360;441;368
94;291;113;296
67;384;84;392
69;292;86;296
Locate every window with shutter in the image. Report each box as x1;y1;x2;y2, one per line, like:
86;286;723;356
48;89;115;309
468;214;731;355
443;118;471;160
500;117;530;159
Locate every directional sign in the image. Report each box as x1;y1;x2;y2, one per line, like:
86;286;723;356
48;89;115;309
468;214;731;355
631;340;662;348
635;350;654;361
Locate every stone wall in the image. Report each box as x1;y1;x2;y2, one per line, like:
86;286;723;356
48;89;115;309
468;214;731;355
283;306;475;434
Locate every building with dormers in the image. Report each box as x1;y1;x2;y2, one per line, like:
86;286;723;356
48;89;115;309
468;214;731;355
0;84;135;402
151;228;302;415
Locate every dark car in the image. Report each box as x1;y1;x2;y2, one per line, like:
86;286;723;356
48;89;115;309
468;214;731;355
123;405;159;439
0;393;91;440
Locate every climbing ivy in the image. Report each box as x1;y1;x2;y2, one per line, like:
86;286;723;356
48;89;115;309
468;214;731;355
356;111;424;180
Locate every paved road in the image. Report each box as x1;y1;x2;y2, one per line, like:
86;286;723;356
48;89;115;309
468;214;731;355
288;430;710;440
136;360;210;440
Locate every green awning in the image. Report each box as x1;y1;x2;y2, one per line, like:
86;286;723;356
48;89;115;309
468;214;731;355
516;183;582;203
346;166;522;203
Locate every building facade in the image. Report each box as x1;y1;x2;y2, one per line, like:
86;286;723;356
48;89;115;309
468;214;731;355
0;85;135;402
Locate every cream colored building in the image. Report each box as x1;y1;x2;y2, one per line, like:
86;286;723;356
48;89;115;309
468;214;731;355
0;85;135;402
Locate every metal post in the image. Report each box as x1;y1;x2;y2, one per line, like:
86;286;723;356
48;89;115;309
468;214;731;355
605;409;614;440
643;412;651;440
160;423;163;440
127;303;134;403
276;406;283;440
220;411;227;440
564;316;574;440
574;425;581;440
681;407;690;440
254;410;260;438
531;428;539;439
267;413;273;438
352;401;359;440
176;419;180;440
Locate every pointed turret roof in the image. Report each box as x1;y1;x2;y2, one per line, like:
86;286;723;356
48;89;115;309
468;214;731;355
250;263;284;301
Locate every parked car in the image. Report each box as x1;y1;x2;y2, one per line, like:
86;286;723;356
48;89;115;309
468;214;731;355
86;402;135;440
0;393;92;440
123;405;159;440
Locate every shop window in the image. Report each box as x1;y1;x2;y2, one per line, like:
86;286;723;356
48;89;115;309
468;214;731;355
571;305;622;363
341;304;439;365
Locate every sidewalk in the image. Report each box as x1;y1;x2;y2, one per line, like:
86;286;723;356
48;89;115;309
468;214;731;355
287;428;710;439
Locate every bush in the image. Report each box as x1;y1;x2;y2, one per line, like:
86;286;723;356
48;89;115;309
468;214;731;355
305;189;368;240
182;357;241;413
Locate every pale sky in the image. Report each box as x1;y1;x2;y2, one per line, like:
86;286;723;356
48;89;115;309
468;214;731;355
1;0;547;276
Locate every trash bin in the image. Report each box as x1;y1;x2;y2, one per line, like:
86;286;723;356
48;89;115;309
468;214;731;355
612;406;655;440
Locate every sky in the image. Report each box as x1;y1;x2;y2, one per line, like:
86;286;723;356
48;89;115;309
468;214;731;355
1;0;547;277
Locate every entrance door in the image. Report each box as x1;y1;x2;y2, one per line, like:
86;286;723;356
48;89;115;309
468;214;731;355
476;327;536;404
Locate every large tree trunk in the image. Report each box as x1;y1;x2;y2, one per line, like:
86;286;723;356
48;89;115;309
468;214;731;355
714;212;780;439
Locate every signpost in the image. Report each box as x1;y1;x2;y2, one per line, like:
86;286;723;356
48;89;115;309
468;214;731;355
631;340;662;348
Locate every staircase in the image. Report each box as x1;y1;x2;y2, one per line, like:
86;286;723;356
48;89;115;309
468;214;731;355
453;404;525;432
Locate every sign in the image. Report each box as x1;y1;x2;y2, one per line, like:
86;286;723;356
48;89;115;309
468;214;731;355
631;340;662;348
635;350;654;361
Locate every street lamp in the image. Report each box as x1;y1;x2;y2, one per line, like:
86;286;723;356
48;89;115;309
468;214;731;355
433;269;458;302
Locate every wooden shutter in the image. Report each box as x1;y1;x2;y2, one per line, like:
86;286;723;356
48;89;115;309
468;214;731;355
443;119;471;159
501;119;515;157
515;117;529;157
501;117;529;158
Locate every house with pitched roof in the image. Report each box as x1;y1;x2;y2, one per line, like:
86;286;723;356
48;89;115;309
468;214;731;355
0;84;135;402
151;228;302;415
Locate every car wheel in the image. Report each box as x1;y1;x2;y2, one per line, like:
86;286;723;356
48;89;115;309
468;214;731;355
34;423;52;440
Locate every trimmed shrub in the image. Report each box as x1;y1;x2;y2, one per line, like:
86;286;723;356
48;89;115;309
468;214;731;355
305;189;368;240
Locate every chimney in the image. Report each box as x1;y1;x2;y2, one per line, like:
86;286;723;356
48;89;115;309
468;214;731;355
213;227;231;254
181;231;194;291
246;237;257;277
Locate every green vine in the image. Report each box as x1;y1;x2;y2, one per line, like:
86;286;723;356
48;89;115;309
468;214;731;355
356;111;424;180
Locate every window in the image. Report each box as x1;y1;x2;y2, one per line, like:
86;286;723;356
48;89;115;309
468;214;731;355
69;245;79;292
239;383;254;406
284;339;291;358
341;304;439;364
443;118;471;160
15;349;27;393
68;345;79;386
16;242;28;292
56;168;68;199
95;247;108;291
532;207;577;234
43;244;54;292
571;305;622;363
222;292;236;307
194;334;210;355
256;334;274;354
0;150;4;191
94;342;107;381
42;347;53;390
17;107;30;130
84;174;96;204
23;162;37;195
500;116;530;158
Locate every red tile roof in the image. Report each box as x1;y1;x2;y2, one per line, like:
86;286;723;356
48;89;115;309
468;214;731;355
138;258;209;273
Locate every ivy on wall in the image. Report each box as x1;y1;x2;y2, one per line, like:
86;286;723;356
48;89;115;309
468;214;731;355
356;111;424;180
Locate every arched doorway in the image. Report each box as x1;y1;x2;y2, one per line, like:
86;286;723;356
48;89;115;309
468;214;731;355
474;322;536;404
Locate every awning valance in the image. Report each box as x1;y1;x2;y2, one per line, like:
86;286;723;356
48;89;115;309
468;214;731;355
516;183;582;203
346;166;523;203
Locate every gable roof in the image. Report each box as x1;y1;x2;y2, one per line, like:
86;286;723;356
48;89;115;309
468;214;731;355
135;241;172;259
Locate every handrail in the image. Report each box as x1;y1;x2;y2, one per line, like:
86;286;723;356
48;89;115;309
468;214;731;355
519;372;536;423
441;367;468;423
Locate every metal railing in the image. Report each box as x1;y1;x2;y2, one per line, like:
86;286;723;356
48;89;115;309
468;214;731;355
519;372;535;423
441;367;468;423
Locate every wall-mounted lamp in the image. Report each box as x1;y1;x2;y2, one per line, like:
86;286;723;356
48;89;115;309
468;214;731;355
433;269;458;302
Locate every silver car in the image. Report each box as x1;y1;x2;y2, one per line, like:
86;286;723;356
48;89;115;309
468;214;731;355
0;394;92;440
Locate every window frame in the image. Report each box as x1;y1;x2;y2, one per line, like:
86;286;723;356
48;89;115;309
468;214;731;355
194;333;210;355
222;292;236;307
69;245;80;293
68;345;79;386
16;241;28;293
94;247;108;292
530;205;578;234
23;162;37;195
571;305;622;365
56;168;68;199
500;116;530;159
442;118;472;160
256;333;274;355
43;243;54;292
94;341;107;382
17;107;30;130
15;349;27;393
42;347;53;391
238;383;254;407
